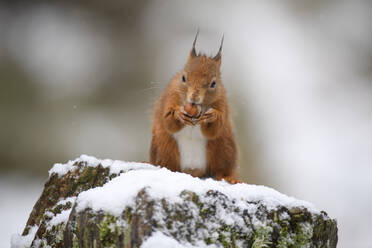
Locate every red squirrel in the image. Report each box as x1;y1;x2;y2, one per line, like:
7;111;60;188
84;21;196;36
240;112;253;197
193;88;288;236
150;32;240;184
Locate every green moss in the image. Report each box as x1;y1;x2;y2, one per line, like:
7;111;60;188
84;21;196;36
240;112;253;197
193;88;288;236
123;226;132;248
74;219;80;240
55;225;65;244
273;212;279;223
217;231;230;248
223;225;231;233
293;222;313;247
77;166;94;185
83;223;92;246
252;226;272;248
98;214;121;247
231;230;237;248
276;221;314;248
277;226;293;248
123;207;133;222
312;214;338;247
199;207;212;219
180;190;206;210
52;204;63;215
72;233;79;248
210;226;240;248
204;237;213;245
46;200;73;217
37;239;49;247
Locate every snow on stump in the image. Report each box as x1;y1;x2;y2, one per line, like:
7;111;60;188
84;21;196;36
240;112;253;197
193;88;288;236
12;155;338;247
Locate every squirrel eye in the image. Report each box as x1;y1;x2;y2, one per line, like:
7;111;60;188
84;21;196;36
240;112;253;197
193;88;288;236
210;81;216;88
182;75;186;83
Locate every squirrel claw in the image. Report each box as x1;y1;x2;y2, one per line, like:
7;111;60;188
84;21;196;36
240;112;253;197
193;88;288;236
197;108;217;124
177;107;195;126
216;176;242;184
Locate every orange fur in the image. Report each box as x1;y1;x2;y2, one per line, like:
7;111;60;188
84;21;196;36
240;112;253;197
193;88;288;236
150;40;239;184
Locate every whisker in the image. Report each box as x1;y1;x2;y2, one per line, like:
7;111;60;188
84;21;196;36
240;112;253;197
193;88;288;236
141;86;162;92
140;81;164;92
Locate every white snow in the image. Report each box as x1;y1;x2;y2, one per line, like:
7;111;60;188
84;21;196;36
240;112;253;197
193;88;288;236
10;196;76;247
140;232;187;248
48;161;75;177
48;209;72;227
279;211;290;220
141;232;217;248
46;197;76;228
54;196;76;207
10;225;38;248
74;155;318;216
48;154;155;177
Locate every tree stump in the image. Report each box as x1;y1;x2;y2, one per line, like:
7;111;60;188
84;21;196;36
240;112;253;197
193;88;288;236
11;155;338;248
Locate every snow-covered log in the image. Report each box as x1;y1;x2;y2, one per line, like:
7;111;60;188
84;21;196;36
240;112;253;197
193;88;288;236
12;155;338;247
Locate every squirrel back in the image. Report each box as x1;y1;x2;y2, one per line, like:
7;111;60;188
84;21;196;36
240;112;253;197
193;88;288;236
150;32;239;184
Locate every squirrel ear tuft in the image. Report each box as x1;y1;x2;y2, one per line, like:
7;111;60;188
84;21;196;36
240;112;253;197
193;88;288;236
190;29;199;57
213;34;224;61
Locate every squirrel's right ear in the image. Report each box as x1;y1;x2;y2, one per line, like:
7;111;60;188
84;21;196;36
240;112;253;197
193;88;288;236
190;29;199;58
213;34;224;62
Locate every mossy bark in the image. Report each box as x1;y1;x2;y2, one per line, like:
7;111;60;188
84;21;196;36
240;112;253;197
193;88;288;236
21;160;338;247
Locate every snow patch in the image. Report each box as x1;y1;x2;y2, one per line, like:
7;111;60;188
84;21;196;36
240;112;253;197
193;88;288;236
45;197;76;229
280;211;290;220
48;154;155;177
141;232;216;248
48;209;71;227
48;162;75;177
55;196;76;207
76;162;319;216
11;225;38;248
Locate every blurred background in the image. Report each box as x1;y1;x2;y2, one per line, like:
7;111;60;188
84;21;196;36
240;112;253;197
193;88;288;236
1;0;371;247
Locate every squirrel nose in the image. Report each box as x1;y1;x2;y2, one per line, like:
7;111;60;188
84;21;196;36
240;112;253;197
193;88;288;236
188;90;202;104
188;97;201;104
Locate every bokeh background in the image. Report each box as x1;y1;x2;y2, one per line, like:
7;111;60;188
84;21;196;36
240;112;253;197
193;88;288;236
1;1;372;247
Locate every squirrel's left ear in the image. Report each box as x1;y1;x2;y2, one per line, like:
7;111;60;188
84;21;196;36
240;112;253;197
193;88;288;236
213;34;224;63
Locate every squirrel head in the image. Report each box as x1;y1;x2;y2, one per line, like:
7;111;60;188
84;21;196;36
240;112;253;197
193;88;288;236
178;31;224;107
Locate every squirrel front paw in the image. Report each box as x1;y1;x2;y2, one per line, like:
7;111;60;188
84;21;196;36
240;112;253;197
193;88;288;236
197;108;218;124
175;106;195;126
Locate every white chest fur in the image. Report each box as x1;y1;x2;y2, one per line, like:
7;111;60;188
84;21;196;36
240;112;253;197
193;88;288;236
173;125;207;172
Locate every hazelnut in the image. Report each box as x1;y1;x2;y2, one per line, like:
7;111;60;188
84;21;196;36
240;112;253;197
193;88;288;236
184;103;200;117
